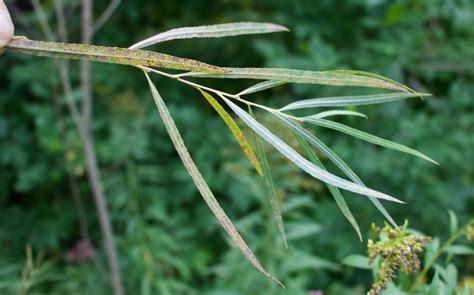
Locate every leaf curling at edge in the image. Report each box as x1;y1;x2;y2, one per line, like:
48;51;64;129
270;112;398;228
144;72;284;288
219;96;404;204
198;89;263;176
249;107;288;249
303;118;438;165
187;68;410;92
130;22;289;49
293;132;362;241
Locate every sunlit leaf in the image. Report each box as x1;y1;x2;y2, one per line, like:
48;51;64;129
303;110;367;120
130;22;289;49
280;92;428;110
189;68;410;91
249;107;287;249
238;80;287;96
199;90;263;176
219;96;403;203
144;72;283;287
271;112;398;227
303;118;438;164
294;132;362;241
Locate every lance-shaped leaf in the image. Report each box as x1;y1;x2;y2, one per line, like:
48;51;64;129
249;107;287;249
303;118;438;164
188;68;409;91
144;73;283;287
271;112;398;228
7;38;224;73
130;22;289;49
326;70;415;93
304;110;367;120
280;92;428;110
199;89;263;176
294;132;362;241
219;96;403;203
238;80;287;96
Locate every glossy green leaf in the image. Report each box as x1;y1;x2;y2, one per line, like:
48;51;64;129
130;22;289;49
303;118;438;164
249;107;287;249
294;132;362;240
220;96;403;203
280;92;428;110
199;90;263;176
144;72;283;287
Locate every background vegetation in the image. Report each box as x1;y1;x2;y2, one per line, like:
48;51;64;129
1;0;473;294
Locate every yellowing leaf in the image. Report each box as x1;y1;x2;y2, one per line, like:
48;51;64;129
199;89;263;176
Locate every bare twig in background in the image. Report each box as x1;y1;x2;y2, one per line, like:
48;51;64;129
93;0;121;33
81;0;123;294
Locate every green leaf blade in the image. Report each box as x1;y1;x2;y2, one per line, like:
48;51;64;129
303;110;368;120
144;73;283;287
130;22;289;49
238;80;287;96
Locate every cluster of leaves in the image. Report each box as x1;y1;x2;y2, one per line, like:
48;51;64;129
1;1;473;294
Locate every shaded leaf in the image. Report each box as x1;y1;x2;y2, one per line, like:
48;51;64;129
341;255;372;269
303;118;438;164
144;72;283;287
249;107;287;249
280;92;428;110
294;132;362;241
219;96;403;203
285;222;321;241
448;210;458;236
199;90;263;176
445;245;474;255
130;22;289;49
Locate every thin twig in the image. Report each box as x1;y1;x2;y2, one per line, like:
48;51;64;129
93;0;121;33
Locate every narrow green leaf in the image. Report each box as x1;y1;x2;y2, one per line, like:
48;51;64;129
326;70;416;93
130;22;289;49
271;112;398;228
199;90;263;176
144;73;283;287
285;222;322;241
280;92;428;110
303;110;367;120
294;132;362;241
303;118;438;164
7;38;224;73
238;80;287;96
341;255;372;269
445;245;474;255
220;96;403;203
249;107;287;249
189;68;410;91
448;210;458;236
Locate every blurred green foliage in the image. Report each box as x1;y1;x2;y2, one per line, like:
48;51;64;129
1;0;473;294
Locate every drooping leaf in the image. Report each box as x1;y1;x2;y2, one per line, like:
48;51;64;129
130;22;289;49
280;92;428;110
238;80;287;96
199;90;263;176
249;107;287;249
303;118;438;164
219;96;403;203
7;38;224;73
271;112;398;228
144;72;283;287
294;132;362;241
189;68;410;91
303;110;367;120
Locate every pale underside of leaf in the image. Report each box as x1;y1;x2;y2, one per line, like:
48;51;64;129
219;96;403;204
280;92;428;110
188;68;409;91
7;38;224;73
198;89;263;176
144;72;283;287
271;112;398;228
303;118;438;164
294;132;362;241
303;110;367;120
238;80;287;96
130;22;289;49
249;107;287;249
